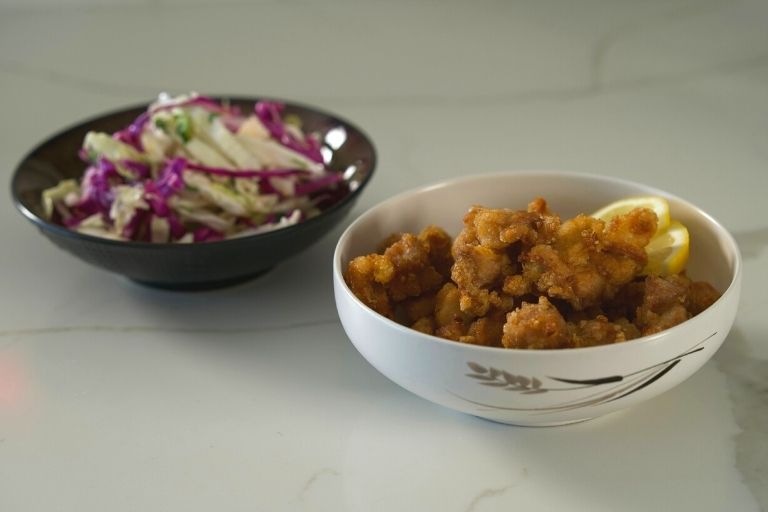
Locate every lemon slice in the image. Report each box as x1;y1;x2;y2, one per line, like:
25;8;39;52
592;196;690;275
643;220;690;275
592;196;671;234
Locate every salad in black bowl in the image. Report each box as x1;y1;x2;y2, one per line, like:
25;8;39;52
12;93;376;289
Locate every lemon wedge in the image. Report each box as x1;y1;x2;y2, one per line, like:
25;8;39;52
592;196;671;235
592;196;690;276
643;220;689;275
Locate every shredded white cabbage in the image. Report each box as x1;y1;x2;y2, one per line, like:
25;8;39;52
41;93;344;243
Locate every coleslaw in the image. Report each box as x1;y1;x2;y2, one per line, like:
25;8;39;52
42;93;349;243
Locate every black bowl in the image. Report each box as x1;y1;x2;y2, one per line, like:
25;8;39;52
11;97;376;290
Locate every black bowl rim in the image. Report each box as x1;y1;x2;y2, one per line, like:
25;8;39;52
10;95;377;250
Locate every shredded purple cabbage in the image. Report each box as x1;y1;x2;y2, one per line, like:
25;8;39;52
156;158;187;197
184;161;309;178
176;95;239;116
257;179;281;196
144;158;186;219
51;95;350;243
294;173;343;196
74;160;120;217
112;95;240;153
221;114;243;133
254;101;324;164
113;112;149;151
193;227;224;243
121;209;149;240
63;214;92;228
167;213;186;239
120;159;151;180
143;182;170;217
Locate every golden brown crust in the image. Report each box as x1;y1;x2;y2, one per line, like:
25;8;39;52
418;225;454;279
520;209;657;310
687;280;721;315
635;274;692;335
345;199;720;349
345;226;454;319
450;202;559;316
433;283;473;340
567;315;636;348
502;296;569;349
345;254;395;319
411;316;436;335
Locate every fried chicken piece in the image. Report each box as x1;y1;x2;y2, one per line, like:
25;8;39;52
382;233;445;301
603;278;646;321
562;304;607;323
418;225;454;279
594;207;658;284
398;294;437;324
502;274;532;296
345;227;452;318
347;198;721;350
460;309;507;347
469;205;556;249
451;230;512;316
456;294;514;347
434;283;474;341
345;254;396;318
614;317;642;340
376;233;404;253
527;197;551;215
451;199;559;316
411;316;436;335
635;274;691;335
687;280;721;315
521;208;657;310
502;296;570;349
567;315;638;348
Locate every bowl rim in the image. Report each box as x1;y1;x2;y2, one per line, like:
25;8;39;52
10;95;377;249
333;170;742;355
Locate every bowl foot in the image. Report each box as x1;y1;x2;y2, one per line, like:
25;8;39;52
476;415;596;427
129;268;274;291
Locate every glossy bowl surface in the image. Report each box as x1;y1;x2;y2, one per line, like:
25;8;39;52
333;172;741;426
12;97;376;289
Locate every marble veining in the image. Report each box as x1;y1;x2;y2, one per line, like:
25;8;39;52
2;1;768;109
0;59;162;98
299;468;340;497
463;482;518;512
589;0;732;92
0;318;339;338
0;319;340;352
715;329;768;508
3;54;768;110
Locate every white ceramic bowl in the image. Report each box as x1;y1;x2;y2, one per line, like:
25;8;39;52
333;172;741;426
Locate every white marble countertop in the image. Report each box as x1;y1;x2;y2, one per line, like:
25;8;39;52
1;1;767;510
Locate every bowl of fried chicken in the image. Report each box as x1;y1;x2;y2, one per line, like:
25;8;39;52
333;172;740;426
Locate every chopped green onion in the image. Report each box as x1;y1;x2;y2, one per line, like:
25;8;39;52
284;114;302;129
173;111;192;143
